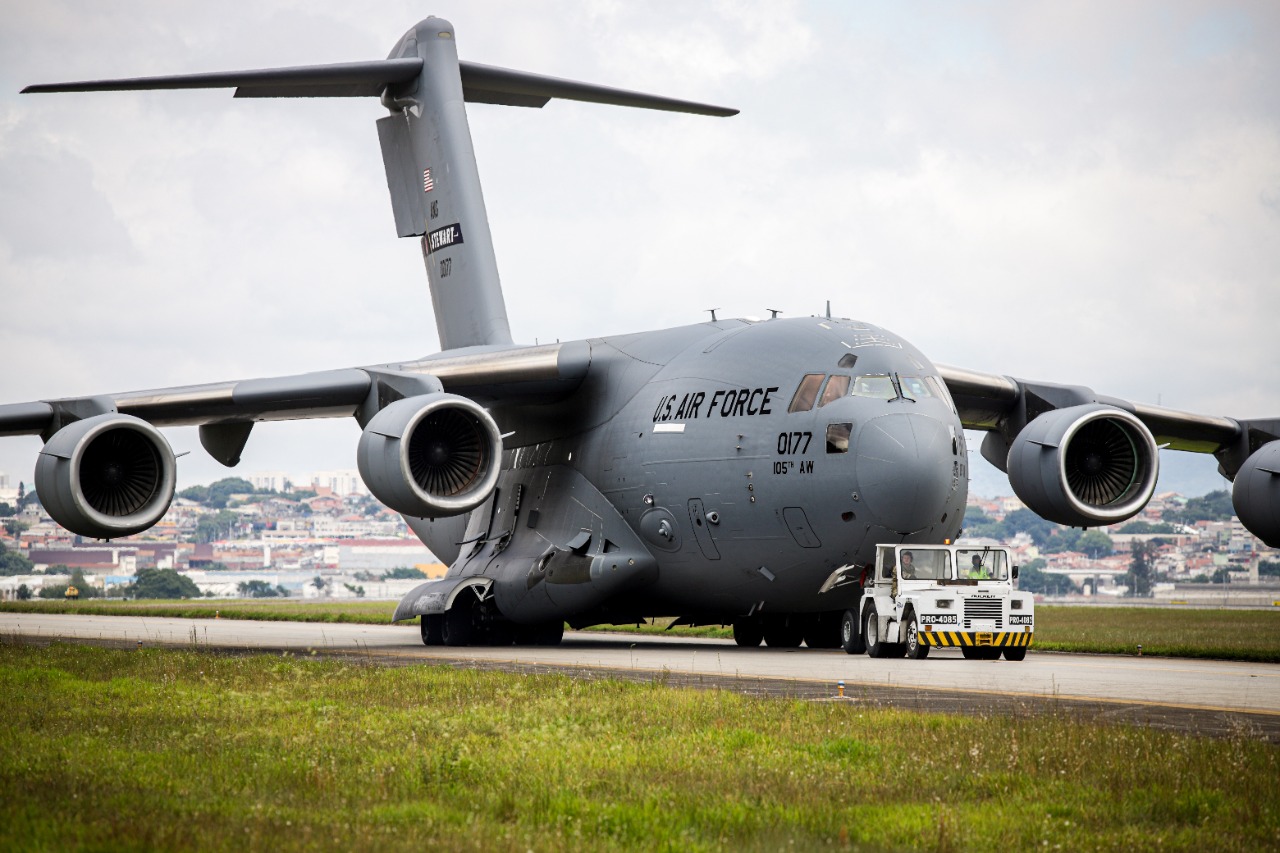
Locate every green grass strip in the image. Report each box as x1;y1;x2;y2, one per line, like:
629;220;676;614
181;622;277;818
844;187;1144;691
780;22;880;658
0;641;1276;851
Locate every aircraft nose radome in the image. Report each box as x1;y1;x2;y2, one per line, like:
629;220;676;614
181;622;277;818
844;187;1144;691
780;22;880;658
855;413;954;534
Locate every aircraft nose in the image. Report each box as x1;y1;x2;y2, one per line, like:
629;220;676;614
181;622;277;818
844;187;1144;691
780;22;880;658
855;412;955;534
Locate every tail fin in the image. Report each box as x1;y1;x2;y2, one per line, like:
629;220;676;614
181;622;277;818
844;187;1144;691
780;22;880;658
23;16;737;351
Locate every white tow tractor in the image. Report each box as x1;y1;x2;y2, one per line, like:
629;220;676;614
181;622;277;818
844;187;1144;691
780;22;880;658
832;543;1034;660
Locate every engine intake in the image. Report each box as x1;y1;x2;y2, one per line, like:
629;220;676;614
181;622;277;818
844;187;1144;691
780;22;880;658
1232;441;1280;547
35;413;177;539
357;393;502;517
1007;404;1158;527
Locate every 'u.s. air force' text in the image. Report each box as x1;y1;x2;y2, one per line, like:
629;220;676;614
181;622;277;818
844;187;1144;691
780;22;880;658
652;387;779;423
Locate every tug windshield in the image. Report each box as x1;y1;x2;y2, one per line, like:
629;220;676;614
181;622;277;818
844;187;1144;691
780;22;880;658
897;549;952;581
957;548;1008;580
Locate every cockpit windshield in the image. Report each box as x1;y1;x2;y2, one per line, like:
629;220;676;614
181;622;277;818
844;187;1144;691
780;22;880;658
851;374;896;400
956;548;1009;581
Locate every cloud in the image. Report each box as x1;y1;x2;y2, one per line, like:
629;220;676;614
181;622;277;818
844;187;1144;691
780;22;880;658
1;0;1277;492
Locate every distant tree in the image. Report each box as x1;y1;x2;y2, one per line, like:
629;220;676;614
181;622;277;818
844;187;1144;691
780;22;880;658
0;501;14;517
238;579;285;598
343;583;366;598
1077;530;1114;558
1260;561;1280;578
1041;527;1081;554
37;569;101;599
178;485;210;503
381;567;428;580
18;485;40;510
1015;558;1079;596
1124;541;1153;597
311;575;327;591
16;584;31;600
203;562;231;572
1118;521;1176;535
1163;491;1234;525
130;568;200;599
193;510;240;544
3;519;29;540
205;478;257;509
0;541;35;576
1002;509;1059;547
66;569;102;599
1210;567;1232;584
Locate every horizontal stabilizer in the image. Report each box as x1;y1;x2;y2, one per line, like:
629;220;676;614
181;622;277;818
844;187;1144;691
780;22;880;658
21;59;424;98
22;58;737;115
457;61;738;116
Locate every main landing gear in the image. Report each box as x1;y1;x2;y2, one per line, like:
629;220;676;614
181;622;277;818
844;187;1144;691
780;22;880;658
732;612;843;649
419;589;563;648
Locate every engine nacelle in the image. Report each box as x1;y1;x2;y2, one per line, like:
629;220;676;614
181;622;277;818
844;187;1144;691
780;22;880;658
1232;441;1280;547
1007;404;1159;527
357;393;502;518
35;413;177;539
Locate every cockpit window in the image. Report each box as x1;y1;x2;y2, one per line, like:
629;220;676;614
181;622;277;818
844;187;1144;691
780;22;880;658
826;422;852;453
818;375;850;407
851;374;896;400
788;374;825;413
899;375;934;401
927;376;956;412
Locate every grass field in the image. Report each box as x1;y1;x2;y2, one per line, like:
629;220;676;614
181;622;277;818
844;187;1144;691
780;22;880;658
1;641;1276;851
4;599;1280;662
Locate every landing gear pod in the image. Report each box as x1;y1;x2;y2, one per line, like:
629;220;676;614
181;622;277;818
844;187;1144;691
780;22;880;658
356;393;502;518
1232;440;1280;547
1007;404;1159;527
35;414;177;539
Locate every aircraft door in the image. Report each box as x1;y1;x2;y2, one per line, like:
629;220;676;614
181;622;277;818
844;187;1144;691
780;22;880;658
687;498;720;560
781;506;821;548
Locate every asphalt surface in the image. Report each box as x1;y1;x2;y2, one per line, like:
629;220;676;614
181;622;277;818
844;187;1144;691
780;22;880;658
5;613;1279;741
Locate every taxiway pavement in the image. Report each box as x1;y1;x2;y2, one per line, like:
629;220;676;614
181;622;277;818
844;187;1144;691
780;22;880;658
5;613;1278;739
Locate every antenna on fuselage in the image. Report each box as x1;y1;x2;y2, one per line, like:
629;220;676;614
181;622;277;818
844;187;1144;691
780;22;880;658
825;300;832;320
767;308;782;319
706;308;719;322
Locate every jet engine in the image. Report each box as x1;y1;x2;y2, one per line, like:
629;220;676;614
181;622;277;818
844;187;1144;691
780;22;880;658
1232;440;1280;547
1007;404;1159;527
34;413;177;539
356;393;502;518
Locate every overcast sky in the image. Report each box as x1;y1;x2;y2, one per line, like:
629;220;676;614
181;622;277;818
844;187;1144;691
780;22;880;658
1;0;1277;498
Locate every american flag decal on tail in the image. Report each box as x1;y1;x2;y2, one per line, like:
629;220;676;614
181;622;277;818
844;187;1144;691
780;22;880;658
422;168;434;192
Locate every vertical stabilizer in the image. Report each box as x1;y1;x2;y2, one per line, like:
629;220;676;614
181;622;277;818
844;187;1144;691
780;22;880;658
23;17;736;354
379;18;513;351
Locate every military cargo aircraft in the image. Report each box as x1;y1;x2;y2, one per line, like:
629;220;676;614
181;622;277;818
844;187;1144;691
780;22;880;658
2;17;1277;648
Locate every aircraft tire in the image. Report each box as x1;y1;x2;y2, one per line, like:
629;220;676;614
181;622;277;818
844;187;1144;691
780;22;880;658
442;601;475;647
1002;646;1027;661
535;622;565;640
732;619;764;647
904;613;929;660
420;614;444;646
840;609;865;655
803;612;842;649
763;617;804;648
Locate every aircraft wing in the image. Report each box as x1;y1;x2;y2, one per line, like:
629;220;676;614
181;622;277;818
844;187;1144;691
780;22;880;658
0;343;589;539
937;363;1279;478
0;342;589;442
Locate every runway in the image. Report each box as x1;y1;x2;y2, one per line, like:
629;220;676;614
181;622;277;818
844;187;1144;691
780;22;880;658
6;613;1279;740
